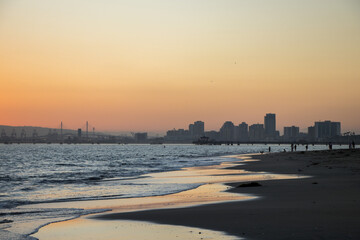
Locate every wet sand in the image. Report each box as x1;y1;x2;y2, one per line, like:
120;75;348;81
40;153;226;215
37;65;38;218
27;157;302;213
95;149;360;239
32;154;304;240
32;154;305;239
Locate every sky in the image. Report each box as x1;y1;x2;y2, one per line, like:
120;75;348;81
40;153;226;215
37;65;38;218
1;0;360;133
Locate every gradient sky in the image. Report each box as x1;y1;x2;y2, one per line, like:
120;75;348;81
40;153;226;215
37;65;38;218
1;0;360;133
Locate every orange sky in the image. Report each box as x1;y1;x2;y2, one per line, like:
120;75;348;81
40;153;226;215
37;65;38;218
1;0;360;133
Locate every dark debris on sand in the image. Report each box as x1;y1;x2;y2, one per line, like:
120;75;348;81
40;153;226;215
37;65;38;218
237;182;262;188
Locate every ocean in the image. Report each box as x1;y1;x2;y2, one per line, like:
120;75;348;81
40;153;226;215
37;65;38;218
0;143;346;239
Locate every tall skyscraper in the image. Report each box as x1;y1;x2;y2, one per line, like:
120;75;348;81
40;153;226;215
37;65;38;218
264;113;276;138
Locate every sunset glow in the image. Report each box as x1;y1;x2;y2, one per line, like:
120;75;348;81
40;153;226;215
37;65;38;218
1;0;359;133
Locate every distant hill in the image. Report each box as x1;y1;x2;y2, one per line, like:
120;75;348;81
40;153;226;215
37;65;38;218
0;125;164;138
0;125;77;137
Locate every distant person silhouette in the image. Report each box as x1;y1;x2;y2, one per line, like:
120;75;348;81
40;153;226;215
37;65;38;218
352;141;355;149
306;145;308;151
294;145;297;151
291;143;294;152
269;147;271;152
329;142;333;150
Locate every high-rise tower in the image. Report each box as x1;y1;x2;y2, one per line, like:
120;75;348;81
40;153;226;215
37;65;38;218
264;113;276;138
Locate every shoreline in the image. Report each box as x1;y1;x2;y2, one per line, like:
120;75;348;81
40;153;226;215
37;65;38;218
30;152;301;239
26;153;302;212
31;149;360;239
93;149;360;239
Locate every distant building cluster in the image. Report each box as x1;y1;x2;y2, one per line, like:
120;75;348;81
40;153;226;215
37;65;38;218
165;113;345;143
0;115;356;144
165;121;204;142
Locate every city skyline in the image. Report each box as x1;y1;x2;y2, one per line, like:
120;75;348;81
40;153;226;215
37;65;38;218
0;115;351;136
0;117;353;136
1;1;360;133
0;117;349;144
165;114;344;142
0;113;347;138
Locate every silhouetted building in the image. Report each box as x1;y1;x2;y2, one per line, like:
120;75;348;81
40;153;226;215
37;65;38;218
220;121;235;141
134;132;148;142
264;113;276;138
238;122;249;141
275;131;280;138
189;124;194;136
167;121;205;142
166;129;192;142
283;126;300;140
314;121;341;140
193;121;205;137
234;126;240;141
188;121;204;139
298;132;308;140
205;131;219;141
77;128;82;138
308;126;316;140
249;124;265;141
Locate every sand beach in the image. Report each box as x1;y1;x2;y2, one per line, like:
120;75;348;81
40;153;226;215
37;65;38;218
33;148;360;240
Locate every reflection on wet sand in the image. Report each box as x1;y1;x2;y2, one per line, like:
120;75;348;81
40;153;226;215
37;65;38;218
28;156;305;212
34;218;242;240
31;155;307;240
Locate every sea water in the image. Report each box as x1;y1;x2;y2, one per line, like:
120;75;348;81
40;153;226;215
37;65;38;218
0;143;345;239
